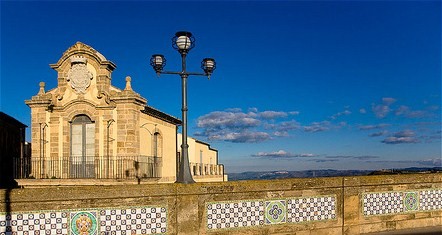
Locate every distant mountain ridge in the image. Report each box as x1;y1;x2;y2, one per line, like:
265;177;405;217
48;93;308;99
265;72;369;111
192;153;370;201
228;167;442;181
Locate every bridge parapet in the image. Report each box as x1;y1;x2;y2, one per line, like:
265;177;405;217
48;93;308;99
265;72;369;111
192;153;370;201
1;173;441;234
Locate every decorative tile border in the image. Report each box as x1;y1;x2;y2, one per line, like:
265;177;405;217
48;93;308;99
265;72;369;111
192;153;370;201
363;189;442;216
0;206;167;235
206;195;337;231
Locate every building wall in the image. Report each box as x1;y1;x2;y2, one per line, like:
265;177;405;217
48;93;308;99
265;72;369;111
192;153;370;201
4;173;441;234
139;114;178;182
0;112;27;187
178;134;224;182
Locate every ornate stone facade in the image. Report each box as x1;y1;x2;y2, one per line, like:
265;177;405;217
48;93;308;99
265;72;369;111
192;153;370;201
25;42;223;182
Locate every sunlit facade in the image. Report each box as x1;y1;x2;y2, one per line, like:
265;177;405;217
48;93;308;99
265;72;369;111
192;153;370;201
25;42;224;183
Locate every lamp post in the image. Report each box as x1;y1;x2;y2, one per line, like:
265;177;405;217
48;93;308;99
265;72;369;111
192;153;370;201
106;119;114;178
150;31;216;184
39;123;48;179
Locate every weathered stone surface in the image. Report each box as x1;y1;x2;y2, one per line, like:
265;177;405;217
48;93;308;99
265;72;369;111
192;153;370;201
2;173;441;234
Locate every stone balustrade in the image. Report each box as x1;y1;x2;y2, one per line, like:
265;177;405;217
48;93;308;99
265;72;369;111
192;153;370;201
190;163;223;176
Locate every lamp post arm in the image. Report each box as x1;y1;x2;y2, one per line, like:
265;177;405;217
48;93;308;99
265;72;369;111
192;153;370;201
160;71;183;75
160;71;207;77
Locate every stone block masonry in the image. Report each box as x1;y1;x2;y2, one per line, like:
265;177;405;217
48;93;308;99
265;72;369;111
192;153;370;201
1;173;441;234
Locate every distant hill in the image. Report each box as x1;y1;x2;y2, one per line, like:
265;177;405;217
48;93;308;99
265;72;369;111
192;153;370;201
227;167;442;181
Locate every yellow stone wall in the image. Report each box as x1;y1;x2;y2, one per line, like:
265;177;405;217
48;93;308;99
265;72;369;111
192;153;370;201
178;134;224;182
139;114;178;183
6;173;442;234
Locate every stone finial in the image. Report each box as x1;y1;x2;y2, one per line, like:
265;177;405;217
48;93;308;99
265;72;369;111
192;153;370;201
38;82;46;95
125;76;132;91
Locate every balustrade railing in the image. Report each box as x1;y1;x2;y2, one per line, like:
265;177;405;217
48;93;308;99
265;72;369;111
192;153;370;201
12;156;162;179
189;163;224;176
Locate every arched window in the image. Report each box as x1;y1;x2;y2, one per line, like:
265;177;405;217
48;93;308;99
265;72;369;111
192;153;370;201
70;115;95;178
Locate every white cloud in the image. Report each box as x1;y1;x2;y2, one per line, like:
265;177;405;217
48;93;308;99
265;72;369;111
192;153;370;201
225;108;242;112
252;150;316;158
303;121;331;132
273;131;289;137
372;97;397;118
259;111;288;119
382;97;397;105
372;104;391;118
358;123;390;130
381;130;420;144
395;105;432;118
330;110;351;120
196;108;299;143
220;131;271;143
197;111;261;130
368;131;388;137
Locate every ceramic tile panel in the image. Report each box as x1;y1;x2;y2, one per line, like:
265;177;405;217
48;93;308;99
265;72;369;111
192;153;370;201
287;195;337;223
0;211;68;234
363;192;404;216
0;206;167;235
420;189;442;211
206;195;337;231
98;207;167;235
363;189;442;216
206;201;265;230
265;200;286;224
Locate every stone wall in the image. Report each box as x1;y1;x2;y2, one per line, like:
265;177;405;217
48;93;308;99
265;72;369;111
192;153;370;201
1;173;441;234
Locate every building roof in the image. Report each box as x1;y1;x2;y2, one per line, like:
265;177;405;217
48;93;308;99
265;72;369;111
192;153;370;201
195;139;218;152
142;106;182;125
0;112;27;128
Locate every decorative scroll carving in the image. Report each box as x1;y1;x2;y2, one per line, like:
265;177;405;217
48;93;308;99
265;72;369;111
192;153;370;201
97;90;111;104
67;56;93;94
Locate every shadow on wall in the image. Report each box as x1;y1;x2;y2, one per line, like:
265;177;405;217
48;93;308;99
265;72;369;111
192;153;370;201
0;112;23;232
2;189;12;233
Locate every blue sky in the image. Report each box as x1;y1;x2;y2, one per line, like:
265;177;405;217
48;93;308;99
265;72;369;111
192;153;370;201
1;1;441;173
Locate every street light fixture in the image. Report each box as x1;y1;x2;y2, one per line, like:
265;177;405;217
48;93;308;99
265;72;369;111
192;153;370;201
149;31;216;184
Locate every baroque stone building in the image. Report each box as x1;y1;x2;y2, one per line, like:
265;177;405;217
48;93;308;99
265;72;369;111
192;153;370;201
25;42;224;183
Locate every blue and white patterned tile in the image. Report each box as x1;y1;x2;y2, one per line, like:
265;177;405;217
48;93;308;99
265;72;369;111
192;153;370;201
420;189;442;211
287;196;336;223
206;195;337;230
98;207;167;235
363;189;442;216
0;211;68;234
0;206;167;235
363;192;404;216
206;200;264;230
